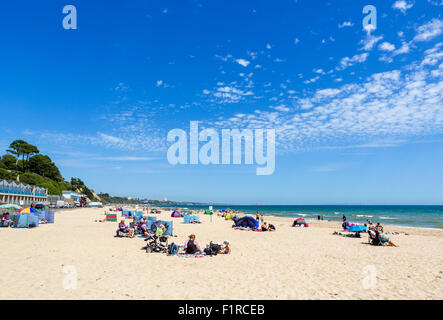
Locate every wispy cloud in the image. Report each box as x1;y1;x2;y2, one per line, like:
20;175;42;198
392;0;414;14
338;21;354;28
413;18;443;42
208;42;443;154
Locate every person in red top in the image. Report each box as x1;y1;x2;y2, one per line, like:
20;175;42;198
1;213;13;227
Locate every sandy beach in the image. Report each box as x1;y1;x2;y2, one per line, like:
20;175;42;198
1;207;442;300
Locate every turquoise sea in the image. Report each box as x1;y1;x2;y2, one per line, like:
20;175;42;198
172;205;443;229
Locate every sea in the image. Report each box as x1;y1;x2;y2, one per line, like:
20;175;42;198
170;205;443;230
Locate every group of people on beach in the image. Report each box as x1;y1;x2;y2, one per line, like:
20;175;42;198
114;209;231;255
338;215;398;247
256;212;276;232
184;234;231;255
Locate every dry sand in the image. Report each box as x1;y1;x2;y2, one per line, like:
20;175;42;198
1;207;442;300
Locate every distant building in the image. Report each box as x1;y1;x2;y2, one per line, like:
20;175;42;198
62;190;83;201
0;179;48;205
88;201;103;207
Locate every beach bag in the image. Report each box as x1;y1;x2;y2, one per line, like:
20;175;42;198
168;243;178;255
210;242;221;255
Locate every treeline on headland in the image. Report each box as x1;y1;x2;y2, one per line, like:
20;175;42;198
0;139;142;204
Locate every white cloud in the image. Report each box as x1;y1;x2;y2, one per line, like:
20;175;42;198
209;42;443;153
337;53;369;71
394;42;411;55
414;19;443;42
360;35;384;51
392;1;414;13
235;59;251;67
338;21;354;28
379;42;396;52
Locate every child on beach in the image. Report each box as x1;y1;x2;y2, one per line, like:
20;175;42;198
220;240;231;254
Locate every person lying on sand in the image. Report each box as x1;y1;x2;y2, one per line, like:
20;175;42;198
184;234;201;254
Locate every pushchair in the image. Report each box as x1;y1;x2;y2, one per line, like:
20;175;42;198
144;235;169;253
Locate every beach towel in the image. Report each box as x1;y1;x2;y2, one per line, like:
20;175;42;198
177;246;207;258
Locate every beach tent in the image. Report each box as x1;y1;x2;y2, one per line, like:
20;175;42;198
45;210;55;223
146;216;157;231
14;214;39;228
293;218;309;227
150;220;173;236
134;211;143;221
234;216;259;229
171;211;181;218
184;215;200;224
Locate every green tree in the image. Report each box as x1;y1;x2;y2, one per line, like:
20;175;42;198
5;140;39;172
28;154;63;181
22;143;39;172
1;155;16;170
0;168;17;180
6;140;28;171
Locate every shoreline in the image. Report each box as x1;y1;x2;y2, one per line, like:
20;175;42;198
160;205;443;230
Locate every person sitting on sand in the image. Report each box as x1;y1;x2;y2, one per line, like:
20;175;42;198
184;234;201;254
1;213;13;227
268;223;276;231
132;217;139;233
119;220;128;232
119;220;135;237
220;240;231;254
261;222;268;232
139;217;147;233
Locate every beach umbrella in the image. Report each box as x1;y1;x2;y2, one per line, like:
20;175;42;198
347;224;367;232
16;207;41;214
0;204;22;210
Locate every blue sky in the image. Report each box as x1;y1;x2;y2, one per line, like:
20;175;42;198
1;0;443;204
